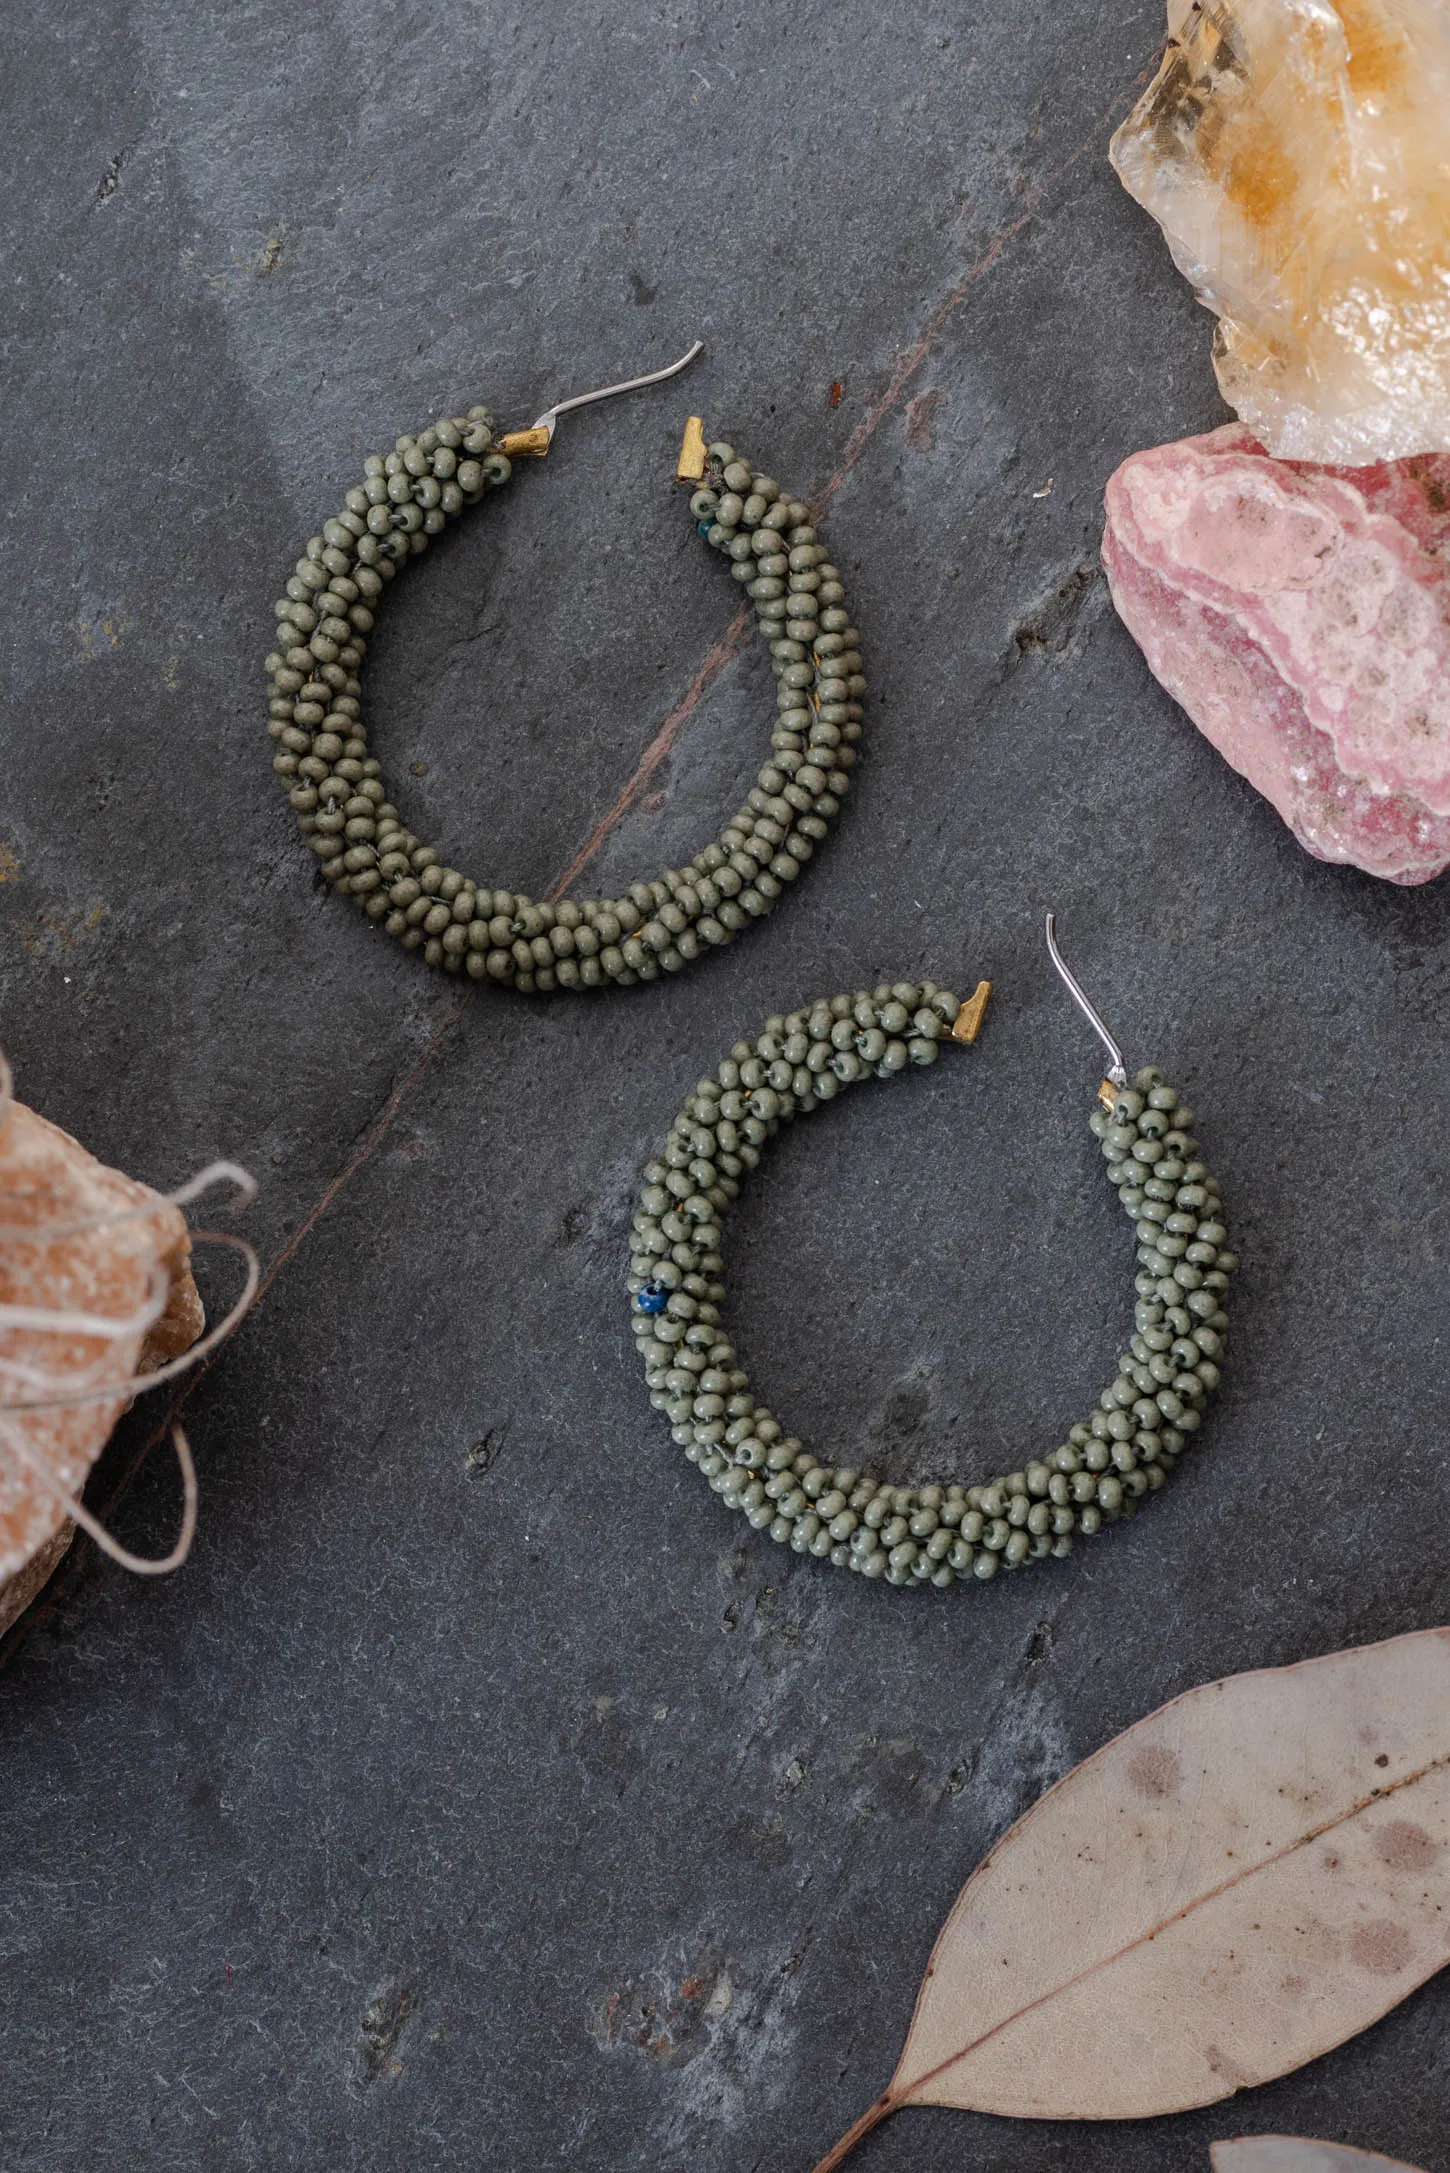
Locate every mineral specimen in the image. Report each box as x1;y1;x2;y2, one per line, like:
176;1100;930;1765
0;1096;204;1632
1111;0;1450;464
1101;423;1450;882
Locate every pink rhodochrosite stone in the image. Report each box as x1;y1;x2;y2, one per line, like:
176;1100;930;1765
1102;423;1450;882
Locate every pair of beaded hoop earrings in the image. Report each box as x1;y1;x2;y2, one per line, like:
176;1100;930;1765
264;345;1234;1594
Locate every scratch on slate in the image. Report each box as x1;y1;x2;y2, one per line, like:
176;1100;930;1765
93;139;146;209
547;608;753;898
0;988;478;1632
254;988;473;1304
547;67;1154;897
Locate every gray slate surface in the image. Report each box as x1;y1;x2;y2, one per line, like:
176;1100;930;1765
3;3;1447;2169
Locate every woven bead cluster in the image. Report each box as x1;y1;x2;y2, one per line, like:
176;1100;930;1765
629;988;1235;1589
265;416;863;989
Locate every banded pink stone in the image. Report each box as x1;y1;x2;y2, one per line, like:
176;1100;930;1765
1102;423;1450;884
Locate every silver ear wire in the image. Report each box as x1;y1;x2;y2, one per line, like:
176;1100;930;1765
1045;912;1129;1089
497;340;705;456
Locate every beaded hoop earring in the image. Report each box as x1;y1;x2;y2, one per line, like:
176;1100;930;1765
627;920;1236;1590
264;343;866;993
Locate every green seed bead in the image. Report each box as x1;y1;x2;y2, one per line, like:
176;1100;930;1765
624;1042;1219;1585
274;430;855;988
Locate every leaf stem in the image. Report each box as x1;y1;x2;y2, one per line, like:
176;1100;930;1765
809;2089;896;2173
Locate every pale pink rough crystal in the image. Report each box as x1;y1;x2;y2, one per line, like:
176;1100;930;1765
1101;422;1450;883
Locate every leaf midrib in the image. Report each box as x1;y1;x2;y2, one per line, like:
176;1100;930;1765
900;1747;1450;2104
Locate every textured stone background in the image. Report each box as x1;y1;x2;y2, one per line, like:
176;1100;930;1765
3;3;1448;2169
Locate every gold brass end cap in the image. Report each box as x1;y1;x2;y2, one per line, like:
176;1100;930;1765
495;425;552;458
951;980;992;1044
676;415;708;481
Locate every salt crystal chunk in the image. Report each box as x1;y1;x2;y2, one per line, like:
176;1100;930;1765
0;1100;203;1624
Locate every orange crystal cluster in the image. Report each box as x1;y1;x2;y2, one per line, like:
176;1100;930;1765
1112;0;1450;462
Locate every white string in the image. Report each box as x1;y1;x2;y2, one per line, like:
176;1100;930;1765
0;1413;198;1575
166;1161;258;1213
0;1263;171;1342
0;1060;260;1580
0;1159;258;1243
0;1230;259;1414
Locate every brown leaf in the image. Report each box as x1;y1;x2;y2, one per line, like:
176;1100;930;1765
811;1631;1450;2169
1213;2141;1429;2173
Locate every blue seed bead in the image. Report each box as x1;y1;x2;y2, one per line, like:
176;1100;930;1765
630;1022;1227;1588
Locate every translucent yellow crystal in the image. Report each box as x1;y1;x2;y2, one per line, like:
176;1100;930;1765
1112;0;1450;462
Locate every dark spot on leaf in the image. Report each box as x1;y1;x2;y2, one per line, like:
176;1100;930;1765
629;270;657;306
1375;1820;1439;1873
1127;1744;1182;1799
1375;1753;1390;1767
1204;2042;1254;2089
1350;1918;1415;1976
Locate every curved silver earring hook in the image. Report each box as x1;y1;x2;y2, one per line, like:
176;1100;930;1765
1045;912;1128;1087
533;340;705;443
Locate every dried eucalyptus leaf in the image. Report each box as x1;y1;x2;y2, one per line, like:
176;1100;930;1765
811;1630;1450;2169
1213;2140;1429;2173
